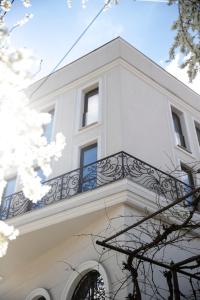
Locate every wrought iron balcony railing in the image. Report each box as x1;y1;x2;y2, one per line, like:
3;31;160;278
0;151;191;220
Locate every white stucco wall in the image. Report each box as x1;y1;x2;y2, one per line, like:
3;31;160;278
1;38;200;299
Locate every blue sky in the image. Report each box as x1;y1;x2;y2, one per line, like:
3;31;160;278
5;0;200;94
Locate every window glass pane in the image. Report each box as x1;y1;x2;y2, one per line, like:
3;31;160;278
181;165;194;187
72;270;105;300
172;111;186;148
1;177;16;219
3;177;16;197
195;125;200;146
86;94;98;125
31;168;46;210
43;110;54;143
83;89;98;127
36;168;46;183
80;144;97;191
82;145;97;166
181;165;194;205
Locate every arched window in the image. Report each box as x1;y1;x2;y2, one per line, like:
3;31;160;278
25;288;51;300
71;270;105;300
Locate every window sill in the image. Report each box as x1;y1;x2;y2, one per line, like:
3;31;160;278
78;122;99;132
175;144;195;158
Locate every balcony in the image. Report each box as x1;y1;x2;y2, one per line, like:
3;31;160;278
0;151;191;220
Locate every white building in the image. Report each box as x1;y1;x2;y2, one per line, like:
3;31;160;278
0;37;200;300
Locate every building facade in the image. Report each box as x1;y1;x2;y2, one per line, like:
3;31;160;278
0;37;200;299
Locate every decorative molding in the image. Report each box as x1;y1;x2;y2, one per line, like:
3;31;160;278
25;288;51;300
61;260;110;300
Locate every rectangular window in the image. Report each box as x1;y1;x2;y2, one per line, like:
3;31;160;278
82;88;99;127
31;168;46;210
3;177;16;198
36;167;46;183
181;164;194;187
1;177;16;219
181;164;194;205
172;110;186;148
80;143;97;192
195;122;200;146
43;109;54;143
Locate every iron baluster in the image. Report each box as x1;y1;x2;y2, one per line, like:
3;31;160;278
0;151;192;220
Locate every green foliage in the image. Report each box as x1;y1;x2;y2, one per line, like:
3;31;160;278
168;0;200;82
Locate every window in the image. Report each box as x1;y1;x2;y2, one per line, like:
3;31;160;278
25;288;51;300
181;164;194;187
31;168;46;210
3;177;16;198
195;122;200;146
82;88;99;127
172;111;186;148
36;167;46;183
43;109;54;143
181;164;194;205
0;177;16;219
80;143;97;192
71;270;105;300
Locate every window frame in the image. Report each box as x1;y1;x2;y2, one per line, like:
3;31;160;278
0;176;17;219
75;79;103;134
71;270;105;300
180;163;195;206
79;142;98;192
61;260;110;300
2;176;17;198
80;143;98;168
194;121;200;147
171;107;190;151
180;163;195;188
43;108;55;144
82;87;99;128
25;288;51;300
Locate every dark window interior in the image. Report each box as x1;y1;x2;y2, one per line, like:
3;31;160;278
195;125;200;146
80;143;97;192
181;164;194;205
72;270;105;300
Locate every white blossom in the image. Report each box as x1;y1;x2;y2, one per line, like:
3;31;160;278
67;0;73;8
0;22;66;202
0;0;12;12
22;0;31;8
0;2;65;257
0;221;19;257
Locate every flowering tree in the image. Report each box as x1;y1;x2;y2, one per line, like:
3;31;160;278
168;0;200;82
0;0;65;257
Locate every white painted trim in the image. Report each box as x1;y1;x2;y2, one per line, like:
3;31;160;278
170;104;192;154
119;59;200;114
61;260;110;300
74;77;103;134
6;178;164;234
30;59;120;103
72;136;101;170
29;38;200;114
192;117;200;155
25;288;51;300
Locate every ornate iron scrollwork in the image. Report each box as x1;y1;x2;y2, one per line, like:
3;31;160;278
0;152;191;220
